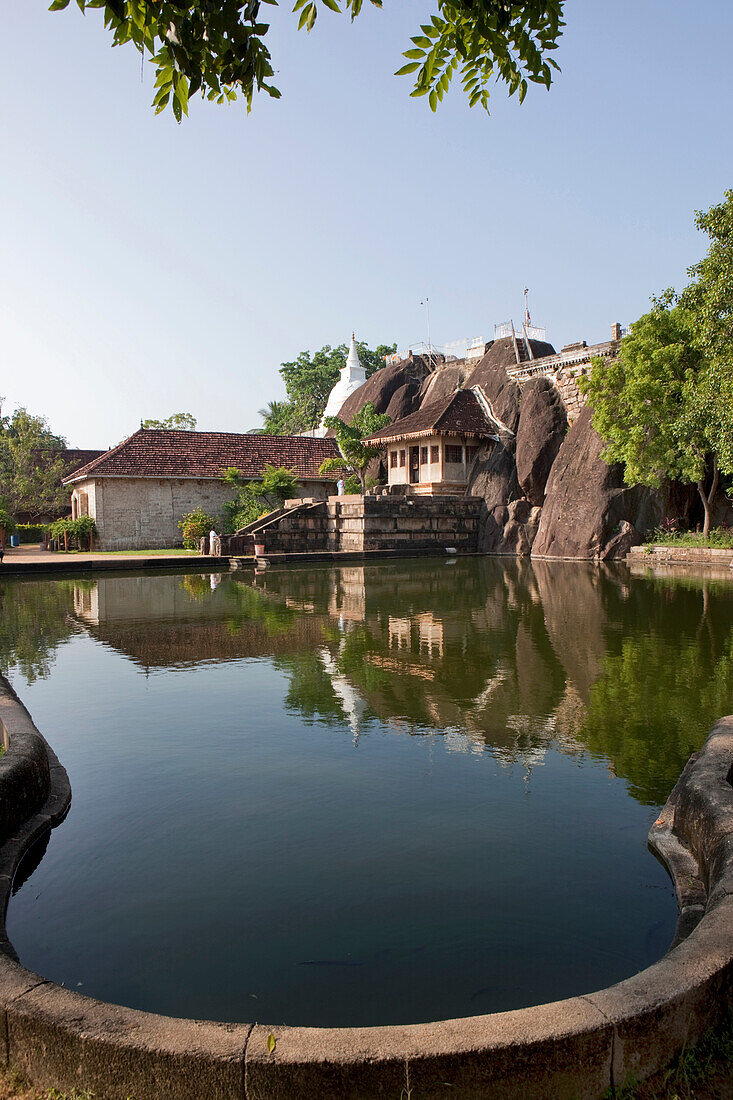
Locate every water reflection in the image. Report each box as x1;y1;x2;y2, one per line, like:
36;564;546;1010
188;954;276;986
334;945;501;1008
2;559;733;807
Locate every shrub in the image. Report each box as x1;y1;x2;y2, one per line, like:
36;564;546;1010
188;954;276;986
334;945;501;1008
0;506;17;537
15;523;47;543
49;516;98;551
178;508;217;550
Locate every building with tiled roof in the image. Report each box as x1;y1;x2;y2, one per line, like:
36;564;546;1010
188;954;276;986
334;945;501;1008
63;429;340;550
364;389;498;495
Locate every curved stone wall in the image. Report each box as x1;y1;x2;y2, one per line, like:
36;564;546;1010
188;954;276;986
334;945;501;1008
0;678;730;1100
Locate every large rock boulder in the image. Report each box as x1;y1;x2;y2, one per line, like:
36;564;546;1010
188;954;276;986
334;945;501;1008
419;362;470;407
515;377;567;506
468;439;524;553
330;355;432;429
385;382;421;423
467;337;556;434
531;407;676;560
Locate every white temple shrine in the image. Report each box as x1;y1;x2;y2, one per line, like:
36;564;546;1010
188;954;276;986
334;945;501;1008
314;334;366;436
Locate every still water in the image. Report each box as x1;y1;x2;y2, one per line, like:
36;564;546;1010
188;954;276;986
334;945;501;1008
1;558;731;1026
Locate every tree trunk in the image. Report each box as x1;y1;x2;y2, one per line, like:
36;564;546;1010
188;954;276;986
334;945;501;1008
697;458;720;539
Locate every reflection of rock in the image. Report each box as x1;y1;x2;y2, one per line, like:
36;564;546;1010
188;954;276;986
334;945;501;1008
532;560;608;704
552;682;588;752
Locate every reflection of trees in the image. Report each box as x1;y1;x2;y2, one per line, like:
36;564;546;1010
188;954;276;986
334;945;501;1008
276;651;347;726
0;580;80;682
222;580;297;637
583;631;733;806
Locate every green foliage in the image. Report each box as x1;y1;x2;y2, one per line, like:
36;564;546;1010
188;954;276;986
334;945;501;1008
15;523;47;543
581;305;707;487
266;341;395;434
604;1010;733;1098
221;464;299;532
397;0;563;113
141;412;197;430
49;2;564;121
648;526;733;549
678;189;733;479
49;515;98;550
0;403;70;521
320;402;391;492
0;505;17;535
583;191;733;537
178;507;217;549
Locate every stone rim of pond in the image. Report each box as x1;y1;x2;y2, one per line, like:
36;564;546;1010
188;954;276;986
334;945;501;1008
0;675;731;1100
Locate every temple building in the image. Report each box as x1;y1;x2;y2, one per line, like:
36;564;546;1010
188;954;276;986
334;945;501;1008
364;388;499;496
316;333;366;434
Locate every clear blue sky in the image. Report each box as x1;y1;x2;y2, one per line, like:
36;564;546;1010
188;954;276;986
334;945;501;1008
1;1;732;447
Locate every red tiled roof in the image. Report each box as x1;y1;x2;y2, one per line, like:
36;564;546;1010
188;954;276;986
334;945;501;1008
32;448;106;477
364;389;496;444
63;430;340;483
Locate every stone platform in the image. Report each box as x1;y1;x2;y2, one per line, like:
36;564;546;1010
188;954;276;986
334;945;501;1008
224;494;483;557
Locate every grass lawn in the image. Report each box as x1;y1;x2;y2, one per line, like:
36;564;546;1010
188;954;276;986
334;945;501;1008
52;548;201;557
648;528;733;549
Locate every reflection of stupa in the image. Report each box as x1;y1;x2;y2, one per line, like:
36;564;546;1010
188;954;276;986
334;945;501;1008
320;645;369;743
314;334;366;436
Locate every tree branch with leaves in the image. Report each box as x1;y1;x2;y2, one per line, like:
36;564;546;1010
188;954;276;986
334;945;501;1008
319;402;390;493
49;1;564;121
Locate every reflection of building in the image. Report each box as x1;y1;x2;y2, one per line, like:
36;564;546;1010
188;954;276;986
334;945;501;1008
328;567;366;622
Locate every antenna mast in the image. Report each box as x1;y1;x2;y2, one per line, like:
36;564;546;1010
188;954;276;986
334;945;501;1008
524;287;531;328
421;297;432;365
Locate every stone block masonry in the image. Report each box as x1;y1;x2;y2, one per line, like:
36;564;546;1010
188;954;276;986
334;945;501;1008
226;495;484;556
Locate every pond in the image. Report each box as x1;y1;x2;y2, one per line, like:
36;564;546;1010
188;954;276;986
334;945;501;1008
1;558;732;1027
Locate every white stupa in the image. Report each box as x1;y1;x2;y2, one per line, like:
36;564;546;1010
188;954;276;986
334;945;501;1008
315;333;367;435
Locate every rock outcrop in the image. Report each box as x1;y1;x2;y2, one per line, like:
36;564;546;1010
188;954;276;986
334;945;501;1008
330;340;697;560
515;378;567;507
531;407;674;560
466;338;525;433
331;354;432;429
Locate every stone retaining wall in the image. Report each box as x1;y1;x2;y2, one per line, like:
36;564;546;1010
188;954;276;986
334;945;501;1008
628;545;733;567
0;678;731;1099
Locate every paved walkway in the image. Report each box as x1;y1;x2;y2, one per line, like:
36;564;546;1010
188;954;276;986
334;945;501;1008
0;546;232;575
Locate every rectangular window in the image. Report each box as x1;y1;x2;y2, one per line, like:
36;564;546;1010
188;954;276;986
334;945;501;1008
465;446;477;464
399;450;406;467
430;445;439;464
445;444;463;464
390;450;397;468
420;446;428;464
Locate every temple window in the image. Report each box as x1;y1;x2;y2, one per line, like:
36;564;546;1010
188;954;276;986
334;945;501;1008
445;444;463;464
390;451;397;468
420;446;428;464
430;445;439;463
399;451;406;467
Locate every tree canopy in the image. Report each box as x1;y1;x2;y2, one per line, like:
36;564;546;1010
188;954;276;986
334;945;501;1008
50;1;564;121
141;412;198;430
221;462;299;530
581;191;733;537
0;403;71;521
319;402;390;492
261;340;395;434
